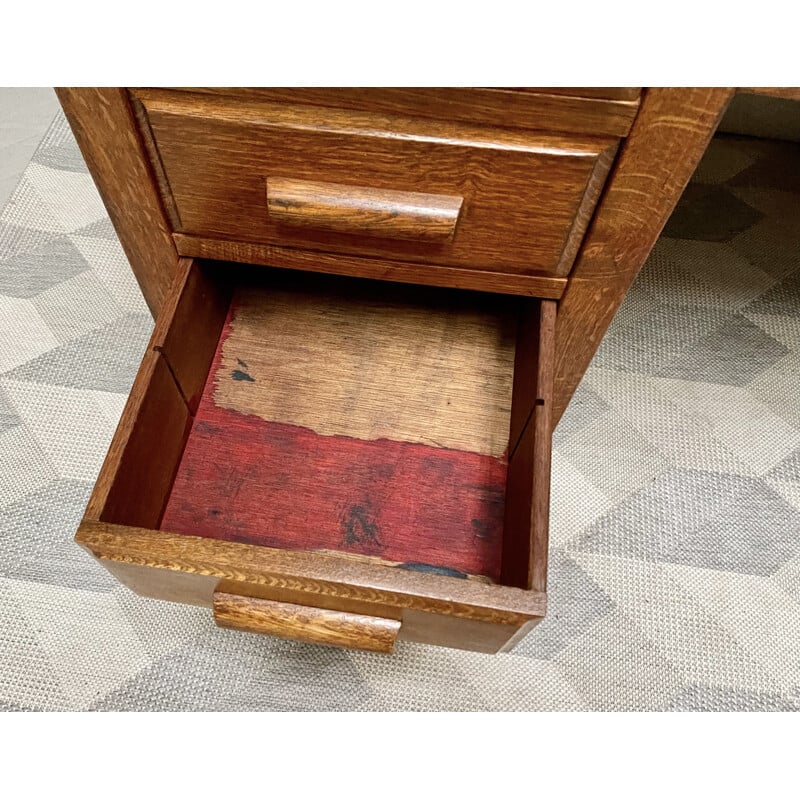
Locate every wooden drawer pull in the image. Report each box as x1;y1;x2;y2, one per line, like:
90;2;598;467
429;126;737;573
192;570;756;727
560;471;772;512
266;177;463;242
213;592;401;653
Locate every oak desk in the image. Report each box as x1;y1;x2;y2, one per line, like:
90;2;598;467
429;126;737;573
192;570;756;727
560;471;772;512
58;88;739;653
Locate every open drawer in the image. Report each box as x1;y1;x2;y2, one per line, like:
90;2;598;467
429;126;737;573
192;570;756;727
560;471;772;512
76;258;554;653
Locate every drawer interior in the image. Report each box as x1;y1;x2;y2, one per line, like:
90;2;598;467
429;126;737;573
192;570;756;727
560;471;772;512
88;259;554;592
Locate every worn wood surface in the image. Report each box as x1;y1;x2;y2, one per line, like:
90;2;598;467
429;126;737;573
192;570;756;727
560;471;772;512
205;278;517;454
160;276;518;581
267;177;463;242
502;300;556;591
76;520;547;625
163;407;509;579
552;88;734;424
173;236;568;298
56;88;178;316
213;592;401;652
152;87;640;137
139;90;615;276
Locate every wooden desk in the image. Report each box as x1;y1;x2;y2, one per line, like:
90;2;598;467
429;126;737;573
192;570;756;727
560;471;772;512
57;87;748;652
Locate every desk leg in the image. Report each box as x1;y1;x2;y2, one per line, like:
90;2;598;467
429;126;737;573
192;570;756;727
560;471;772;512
552;87;735;426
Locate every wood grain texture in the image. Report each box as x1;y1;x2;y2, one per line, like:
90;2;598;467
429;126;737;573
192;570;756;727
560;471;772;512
552;88;734;424
213;592;401;652
160;277;515;580
267;177;463;242
163;409;508;580
502;300;556;591
83;259;204;523
506;87;642;101
56;88;178;316
86;350;191;529
553;141;619;275
148;258;231;411
209;279;516;455
76;520;547;625
78;256;553;651
130;96;182;231
150;87;640;137
87;545;537;652
140;91;615;275
508;300;545;455
173;236;568;298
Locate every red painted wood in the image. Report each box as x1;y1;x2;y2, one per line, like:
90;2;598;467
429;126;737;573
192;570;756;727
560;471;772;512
161;408;506;580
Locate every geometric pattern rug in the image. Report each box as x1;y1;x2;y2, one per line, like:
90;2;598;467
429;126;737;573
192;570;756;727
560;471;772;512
1;111;799;711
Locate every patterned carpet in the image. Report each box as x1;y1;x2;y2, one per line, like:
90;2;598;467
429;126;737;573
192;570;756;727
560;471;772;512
1;112;800;711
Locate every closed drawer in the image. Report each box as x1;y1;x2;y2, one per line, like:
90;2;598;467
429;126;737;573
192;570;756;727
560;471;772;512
136;90;618;278
75;257;553;653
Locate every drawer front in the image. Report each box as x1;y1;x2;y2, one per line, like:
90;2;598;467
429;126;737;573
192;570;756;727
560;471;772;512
213;592;401;653
156;87;642;137
138;91;618;277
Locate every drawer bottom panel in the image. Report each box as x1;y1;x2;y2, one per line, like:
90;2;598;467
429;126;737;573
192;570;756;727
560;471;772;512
160;278;514;582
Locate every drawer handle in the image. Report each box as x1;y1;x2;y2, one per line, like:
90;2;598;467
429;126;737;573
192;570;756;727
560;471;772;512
213;592;401;653
266;177;463;242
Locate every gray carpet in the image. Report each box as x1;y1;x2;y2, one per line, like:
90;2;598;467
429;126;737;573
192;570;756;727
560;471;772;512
1;112;800;711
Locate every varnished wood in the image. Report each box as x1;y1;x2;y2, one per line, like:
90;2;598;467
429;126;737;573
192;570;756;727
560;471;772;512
87;350;191;529
76;521;547;625
173;235;568;298
508;300;544;455
507;87;642;101
552;88;734;424
66;86;737;654
56;88;179;316
149;257;231;411
266;177;463;242
553;142;618;275
130;96;182;231
308;549;492;584
502;300;556;591
213;593;401;653
153;87;640;137
139;90;616;276
85;257;207;523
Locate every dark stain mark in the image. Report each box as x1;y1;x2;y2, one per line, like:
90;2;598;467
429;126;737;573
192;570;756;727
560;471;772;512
232;357;255;382
342;504;381;552
535;398;545;406
397;562;468;579
271;198;304;211
209;508;222;517
471;518;492;540
421;455;455;476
